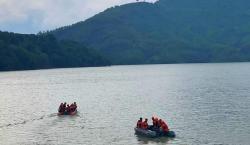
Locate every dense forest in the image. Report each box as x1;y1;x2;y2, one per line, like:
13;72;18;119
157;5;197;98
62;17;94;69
2;0;250;71
52;0;250;64
0;31;110;71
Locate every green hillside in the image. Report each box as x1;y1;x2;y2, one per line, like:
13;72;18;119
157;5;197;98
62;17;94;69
52;0;250;64
0;31;110;71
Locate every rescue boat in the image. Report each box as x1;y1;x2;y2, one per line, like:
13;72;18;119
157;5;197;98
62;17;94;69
58;110;77;116
134;127;176;138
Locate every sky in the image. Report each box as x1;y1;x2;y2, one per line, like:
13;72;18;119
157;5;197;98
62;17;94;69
0;0;157;34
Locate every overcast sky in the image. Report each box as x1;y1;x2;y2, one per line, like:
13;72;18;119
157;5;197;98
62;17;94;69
0;0;157;34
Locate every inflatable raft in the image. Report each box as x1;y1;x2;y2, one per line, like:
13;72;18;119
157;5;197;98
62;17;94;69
58;110;77;116
134;127;176;138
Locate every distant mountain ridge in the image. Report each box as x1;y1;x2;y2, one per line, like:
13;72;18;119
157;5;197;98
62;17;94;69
51;0;250;64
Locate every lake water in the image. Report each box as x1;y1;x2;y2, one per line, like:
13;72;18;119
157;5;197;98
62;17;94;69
0;63;250;145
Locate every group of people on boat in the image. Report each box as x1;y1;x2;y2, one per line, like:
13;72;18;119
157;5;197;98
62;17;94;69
58;102;77;114
136;117;169;133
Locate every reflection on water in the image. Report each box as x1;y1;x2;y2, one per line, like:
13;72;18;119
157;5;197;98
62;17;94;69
0;63;250;145
135;134;173;145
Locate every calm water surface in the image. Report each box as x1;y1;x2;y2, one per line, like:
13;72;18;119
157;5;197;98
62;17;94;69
0;63;250;145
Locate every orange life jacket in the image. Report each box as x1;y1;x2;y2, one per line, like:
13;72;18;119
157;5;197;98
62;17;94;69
161;122;169;132
153;119;159;126
137;120;142;128
142;121;148;129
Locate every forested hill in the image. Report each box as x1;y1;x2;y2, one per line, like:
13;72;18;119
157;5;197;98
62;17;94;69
0;31;110;71
52;0;250;64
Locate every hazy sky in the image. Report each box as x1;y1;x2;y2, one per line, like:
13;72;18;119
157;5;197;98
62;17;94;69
0;0;157;34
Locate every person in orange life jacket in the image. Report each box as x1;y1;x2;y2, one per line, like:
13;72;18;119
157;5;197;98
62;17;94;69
62;102;67;112
73;102;77;110
161;122;169;132
152;117;155;126
58;103;64;113
152;117;160;127
63;102;67;110
137;118;143;128
156;118;160;127
70;103;74;112
142;118;149;129
66;104;71;113
158;119;163;127
159;119;169;133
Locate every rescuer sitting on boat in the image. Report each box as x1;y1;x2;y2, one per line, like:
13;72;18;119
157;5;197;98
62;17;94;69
159;119;169;134
142;118;149;129
135;116;175;138
58;102;77;115
136;117;170;134
137;118;149;129
134;117;175;137
137;118;143;128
